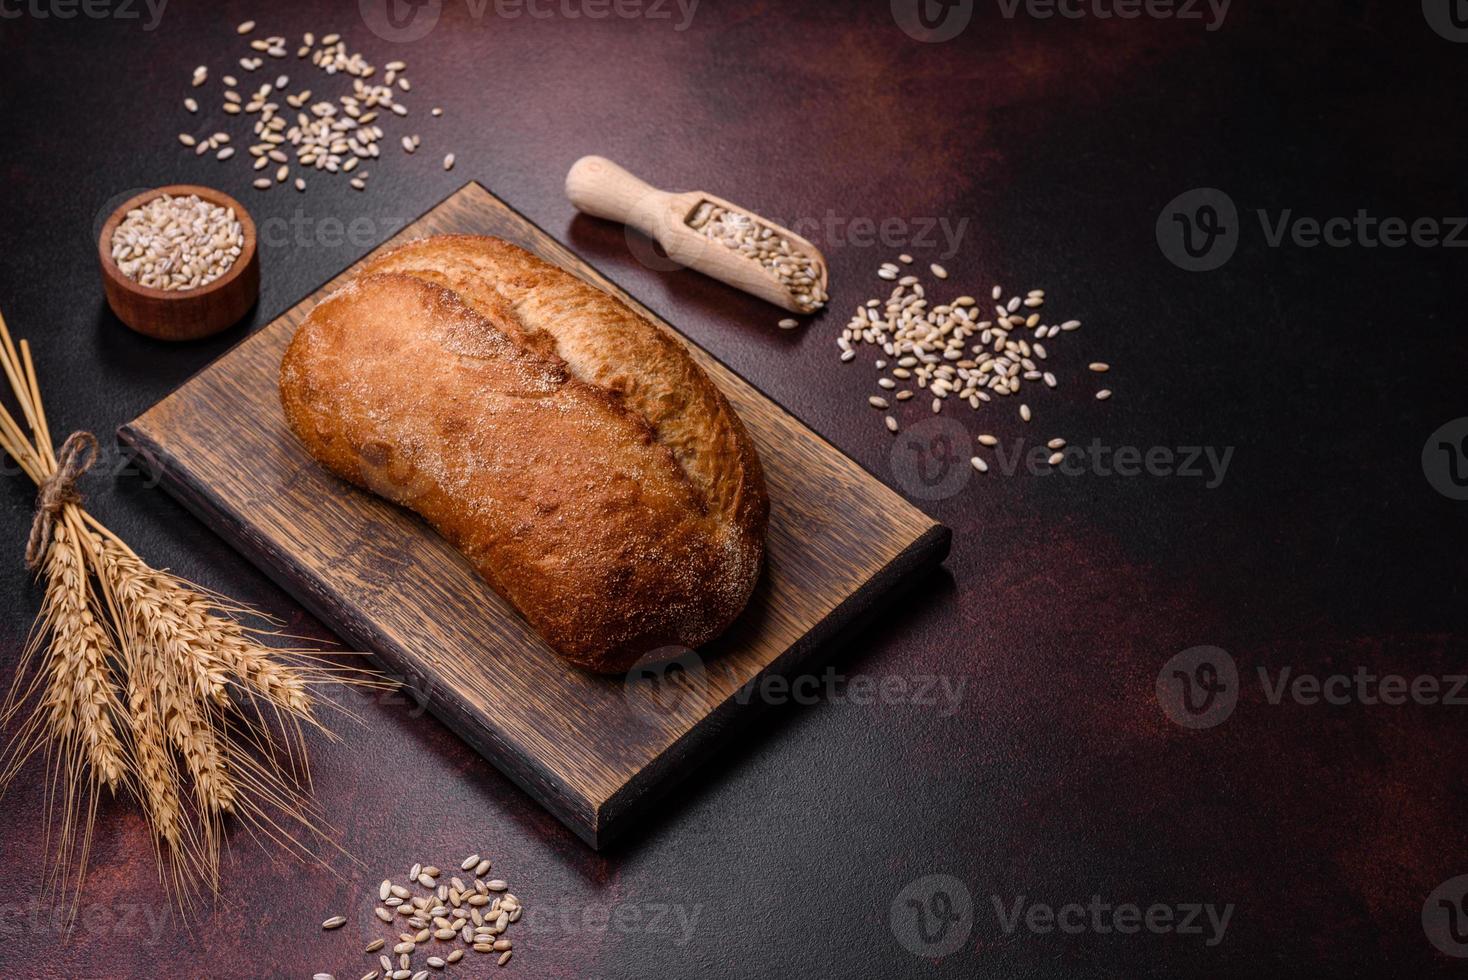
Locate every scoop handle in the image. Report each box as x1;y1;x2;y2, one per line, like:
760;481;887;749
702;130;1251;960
566;156;675;242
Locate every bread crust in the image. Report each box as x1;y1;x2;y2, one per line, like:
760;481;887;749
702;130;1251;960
279;236;767;673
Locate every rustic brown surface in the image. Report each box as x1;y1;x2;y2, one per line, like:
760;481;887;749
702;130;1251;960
118;182;949;848
1;2;1466;978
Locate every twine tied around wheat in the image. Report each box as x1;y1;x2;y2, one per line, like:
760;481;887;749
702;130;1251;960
0;308;377;916
24;430;97;570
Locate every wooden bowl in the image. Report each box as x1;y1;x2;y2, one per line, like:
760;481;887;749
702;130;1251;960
98;184;259;341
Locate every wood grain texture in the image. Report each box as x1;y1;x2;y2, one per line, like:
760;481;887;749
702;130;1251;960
564;155;829;313
118;182;949;848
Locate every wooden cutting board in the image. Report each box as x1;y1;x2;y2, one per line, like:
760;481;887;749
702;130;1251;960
118;183;950;848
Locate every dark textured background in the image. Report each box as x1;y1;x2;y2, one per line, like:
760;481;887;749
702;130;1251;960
1;1;1466;977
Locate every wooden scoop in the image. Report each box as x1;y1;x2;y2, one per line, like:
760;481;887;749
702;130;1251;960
565;155;829;315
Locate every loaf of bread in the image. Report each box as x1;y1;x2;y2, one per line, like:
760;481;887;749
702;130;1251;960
279;235;767;673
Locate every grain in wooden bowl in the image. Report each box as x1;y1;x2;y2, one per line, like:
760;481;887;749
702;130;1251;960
98;184;259;341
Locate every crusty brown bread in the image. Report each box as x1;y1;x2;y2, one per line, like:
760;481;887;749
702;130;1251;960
279;235;767;673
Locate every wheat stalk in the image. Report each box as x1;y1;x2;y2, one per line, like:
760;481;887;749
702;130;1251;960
0;306;384;915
